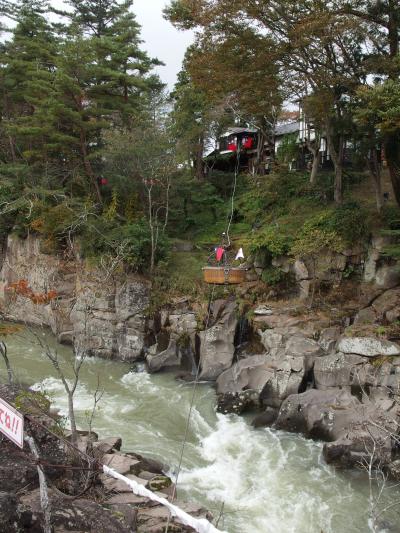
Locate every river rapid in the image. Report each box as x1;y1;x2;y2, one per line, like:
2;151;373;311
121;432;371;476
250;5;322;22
4;328;400;533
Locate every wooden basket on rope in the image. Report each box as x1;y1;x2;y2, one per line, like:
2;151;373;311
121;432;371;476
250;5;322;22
202;266;246;285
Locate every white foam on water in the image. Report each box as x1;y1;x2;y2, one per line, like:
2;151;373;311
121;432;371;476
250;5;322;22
179;413;368;533
32;377;105;417
120;371;160;394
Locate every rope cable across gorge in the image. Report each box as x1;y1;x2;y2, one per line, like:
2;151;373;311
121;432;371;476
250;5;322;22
165;145;243;531
225;146;241;247
164;284;218;532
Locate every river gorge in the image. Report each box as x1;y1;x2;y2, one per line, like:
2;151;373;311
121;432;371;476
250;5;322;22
4;327;400;533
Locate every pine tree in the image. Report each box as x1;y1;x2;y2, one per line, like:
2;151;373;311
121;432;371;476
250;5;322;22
51;0;161;201
65;0;159;119
0;1;58;178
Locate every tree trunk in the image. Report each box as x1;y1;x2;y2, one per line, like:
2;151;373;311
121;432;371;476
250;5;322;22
385;133;400;207
147;187;155;273
388;0;399;64
25;435;52;533
255;130;266;174
334;159;343;204
0;341;14;386
8;133;16;163
68;392;78;446
194;133;205;181
307;138;321;185
325;124;344;204
310;150;321;184
79;130;102;204
367;149;383;212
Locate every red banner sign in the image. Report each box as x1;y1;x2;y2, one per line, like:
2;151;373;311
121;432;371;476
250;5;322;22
0;397;24;448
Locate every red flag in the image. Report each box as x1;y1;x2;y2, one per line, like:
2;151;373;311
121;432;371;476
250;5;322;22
216;247;225;262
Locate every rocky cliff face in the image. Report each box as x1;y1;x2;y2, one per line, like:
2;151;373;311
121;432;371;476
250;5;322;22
0;234;150;361
216;301;400;476
255;233;400;299
0;235;240;373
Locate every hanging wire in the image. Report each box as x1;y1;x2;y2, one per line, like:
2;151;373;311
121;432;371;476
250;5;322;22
225;145;241;247
165;284;216;533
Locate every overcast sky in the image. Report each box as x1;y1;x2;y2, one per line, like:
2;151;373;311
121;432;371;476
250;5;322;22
133;1;193;88
47;0;193;89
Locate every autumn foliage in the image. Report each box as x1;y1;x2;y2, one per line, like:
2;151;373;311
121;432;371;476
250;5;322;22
6;280;57;305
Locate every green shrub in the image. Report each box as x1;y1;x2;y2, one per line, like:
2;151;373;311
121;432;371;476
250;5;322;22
380;206;400;260
250;225;293;258
80;217;169;273
0;181;19;241
261;266;285;285
328;202;368;244
110;220;169;271
291;211;346;260
382;206;400;230
292;202;368;250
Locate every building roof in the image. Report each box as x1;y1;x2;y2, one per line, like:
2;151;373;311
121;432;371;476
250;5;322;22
275;122;300;136
220;127;258;138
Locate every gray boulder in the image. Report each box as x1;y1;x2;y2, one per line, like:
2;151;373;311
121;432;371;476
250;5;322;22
216;351;310;412
169;312;197;337
216;354;273;395
102;452;141;475
354;307;378;325
318;327;341;352
375;263;400;289
251;407;279;428
373;287;400;323
146;339;180;373
260;354;308;408
314;352;367;390
20;492;138;533
337;337;400;357
284;335;324;370
351;360;400;391
258;329;284;353
275;389;396;468
354;286;400;325
216;354;273;413
275;388;354;438
199;300;238;380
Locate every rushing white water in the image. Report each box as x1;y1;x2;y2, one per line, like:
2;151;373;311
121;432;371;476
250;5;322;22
5;328;400;533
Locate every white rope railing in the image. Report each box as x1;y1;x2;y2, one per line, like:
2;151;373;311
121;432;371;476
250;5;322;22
103;465;228;533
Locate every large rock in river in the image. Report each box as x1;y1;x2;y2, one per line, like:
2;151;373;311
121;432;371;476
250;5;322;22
216;354;272;395
216;354;273;413
199;300;238;380
275;388;396;468
216;350;310;412
146;339;180;372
